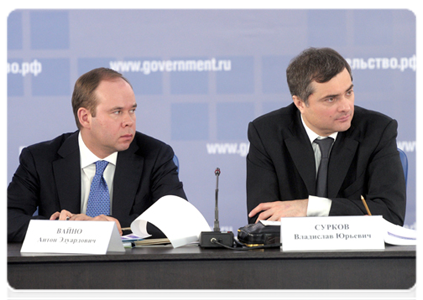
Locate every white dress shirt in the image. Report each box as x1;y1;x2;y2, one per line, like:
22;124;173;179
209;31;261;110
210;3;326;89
78;132;117;215
300;116;338;217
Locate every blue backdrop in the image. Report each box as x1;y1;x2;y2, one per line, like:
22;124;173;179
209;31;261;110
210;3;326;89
7;9;416;233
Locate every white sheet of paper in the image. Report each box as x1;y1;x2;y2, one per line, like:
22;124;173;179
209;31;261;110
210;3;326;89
383;218;416;245
131;195;210;248
260;220;281;226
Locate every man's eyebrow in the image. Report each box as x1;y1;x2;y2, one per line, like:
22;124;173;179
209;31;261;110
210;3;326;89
321;84;354;100
109;106;123;111
109;103;138;111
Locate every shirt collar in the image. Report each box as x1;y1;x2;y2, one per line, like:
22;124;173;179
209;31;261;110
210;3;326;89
78;132;118;168
300;115;338;144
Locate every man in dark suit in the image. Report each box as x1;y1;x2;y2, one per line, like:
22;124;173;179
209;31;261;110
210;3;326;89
8;68;186;242
247;48;406;226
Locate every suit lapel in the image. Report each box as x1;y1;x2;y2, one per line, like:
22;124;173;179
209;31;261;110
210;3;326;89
52;132;81;213
285;108;361;198
112;141;143;217
285;112;316;195
327;128;359;197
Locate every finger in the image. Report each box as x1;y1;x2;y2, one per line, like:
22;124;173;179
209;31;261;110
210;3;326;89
49;212;60;220
249;201;282;217
248;206;259;218
92;214;108;221
268;213;283;221
249;203;268;217
59;213;72;220
72;214;91;221
256;209;274;223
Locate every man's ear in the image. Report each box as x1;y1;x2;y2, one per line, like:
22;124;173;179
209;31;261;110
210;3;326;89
77;107;91;129
292;95;306;113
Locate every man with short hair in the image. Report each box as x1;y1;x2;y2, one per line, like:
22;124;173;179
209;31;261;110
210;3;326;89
8;68;186;242
247;47;406;226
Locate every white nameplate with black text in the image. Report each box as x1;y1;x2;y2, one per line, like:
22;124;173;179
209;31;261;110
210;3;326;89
280;216;385;251
21;220;125;254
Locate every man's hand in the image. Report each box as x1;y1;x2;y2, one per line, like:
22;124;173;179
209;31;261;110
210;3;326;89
248;199;309;223
50;209;74;221
50;209;123;235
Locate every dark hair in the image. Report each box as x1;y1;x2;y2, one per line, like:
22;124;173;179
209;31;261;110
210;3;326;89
286;47;352;104
71;67;132;129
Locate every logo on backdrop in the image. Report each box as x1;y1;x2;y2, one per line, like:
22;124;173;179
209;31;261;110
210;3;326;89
7;59;42;77
346;55;416;72
110;58;232;75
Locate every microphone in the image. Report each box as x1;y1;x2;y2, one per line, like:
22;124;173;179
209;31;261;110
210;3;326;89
214;168;220;232
199;167;234;248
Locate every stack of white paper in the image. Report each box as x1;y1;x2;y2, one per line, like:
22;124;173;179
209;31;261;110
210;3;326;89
383;219;416;246
130;195;210;248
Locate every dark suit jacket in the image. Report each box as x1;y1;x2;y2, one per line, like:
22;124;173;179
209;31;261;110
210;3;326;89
247;103;406;225
8;131;186;242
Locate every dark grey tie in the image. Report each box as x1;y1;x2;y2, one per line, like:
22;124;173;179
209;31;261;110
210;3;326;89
314;138;334;197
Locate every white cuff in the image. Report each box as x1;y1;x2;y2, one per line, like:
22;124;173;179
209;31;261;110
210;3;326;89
307;195;332;217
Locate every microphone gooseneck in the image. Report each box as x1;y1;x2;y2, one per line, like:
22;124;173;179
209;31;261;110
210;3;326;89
214;168;220;232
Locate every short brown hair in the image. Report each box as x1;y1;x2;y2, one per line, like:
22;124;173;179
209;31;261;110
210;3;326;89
286;47;352;104
71;67;132;129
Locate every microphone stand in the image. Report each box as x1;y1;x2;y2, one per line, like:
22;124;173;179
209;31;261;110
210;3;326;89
199;168;234;248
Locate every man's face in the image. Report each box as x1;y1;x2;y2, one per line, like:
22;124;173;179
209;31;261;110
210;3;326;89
294;68;354;137
83;78;137;158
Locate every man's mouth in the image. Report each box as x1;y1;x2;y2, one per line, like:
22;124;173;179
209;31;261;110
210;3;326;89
120;134;133;139
336;114;351;122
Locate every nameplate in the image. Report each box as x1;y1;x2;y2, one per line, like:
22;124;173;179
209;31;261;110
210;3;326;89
280;216;385;252
21;220;125;255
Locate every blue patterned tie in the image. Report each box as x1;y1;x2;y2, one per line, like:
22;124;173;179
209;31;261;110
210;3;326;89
86;160;110;217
